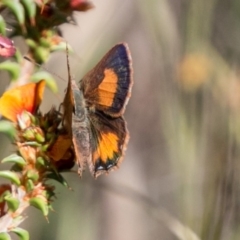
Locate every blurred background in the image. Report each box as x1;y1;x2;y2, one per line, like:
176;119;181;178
2;0;240;239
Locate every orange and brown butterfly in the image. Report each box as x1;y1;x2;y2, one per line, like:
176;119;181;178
63;43;133;178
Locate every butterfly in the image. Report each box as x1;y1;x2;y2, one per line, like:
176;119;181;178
63;43;133;178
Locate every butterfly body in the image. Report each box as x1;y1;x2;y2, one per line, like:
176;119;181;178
64;43;133;178
69;80;91;174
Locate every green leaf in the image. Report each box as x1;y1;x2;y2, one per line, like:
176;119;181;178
34;46;50;64
21;0;36;23
26;170;39;182
26;39;37;49
2;154;26;167
41;143;51;152
22;128;35;140
0;233;11;240
31;71;58;93
0;171;21;186
4;196;20;212
0;190;11;202
12;228;29;240
0;120;16;139
0;16;6;35
14;49;22;64
46;171;69;188
24;141;41;147
0;62;20;81
26;179;34;192
11;164;23;172
36;157;47;168
44;189;55;202
35;132;45;143
1;0;25;27
39;38;50;48
29;197;49;216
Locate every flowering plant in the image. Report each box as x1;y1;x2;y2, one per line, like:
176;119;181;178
0;1;93;239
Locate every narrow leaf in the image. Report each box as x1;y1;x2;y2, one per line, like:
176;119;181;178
31;71;58;93
0;233;11;240
26;179;34;192
4;196;20;212
12;228;29;240
26;170;39;182
2;0;25;26
0;120;16;139
21;0;36;24
0;171;21;186
36;157;47;168
2;154;26;167
0;62;20;81
0;16;6;35
34;46;49;63
45;171;69;188
29;197;49;216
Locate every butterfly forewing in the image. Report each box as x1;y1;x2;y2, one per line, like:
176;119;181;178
81;43;133;117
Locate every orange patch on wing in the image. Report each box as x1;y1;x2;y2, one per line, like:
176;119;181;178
0;80;45;122
97;69;118;107
93;132;119;163
48;134;75;171
48;134;72;161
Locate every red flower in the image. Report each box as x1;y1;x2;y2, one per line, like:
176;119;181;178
0;36;16;57
70;0;94;11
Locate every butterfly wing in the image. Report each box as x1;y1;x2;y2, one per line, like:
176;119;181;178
88;110;129;178
81;43;133;117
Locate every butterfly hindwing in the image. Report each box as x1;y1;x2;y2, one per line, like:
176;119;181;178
88;110;129;177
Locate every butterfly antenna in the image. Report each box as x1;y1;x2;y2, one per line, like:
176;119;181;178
24;55;67;83
66;43;72;81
